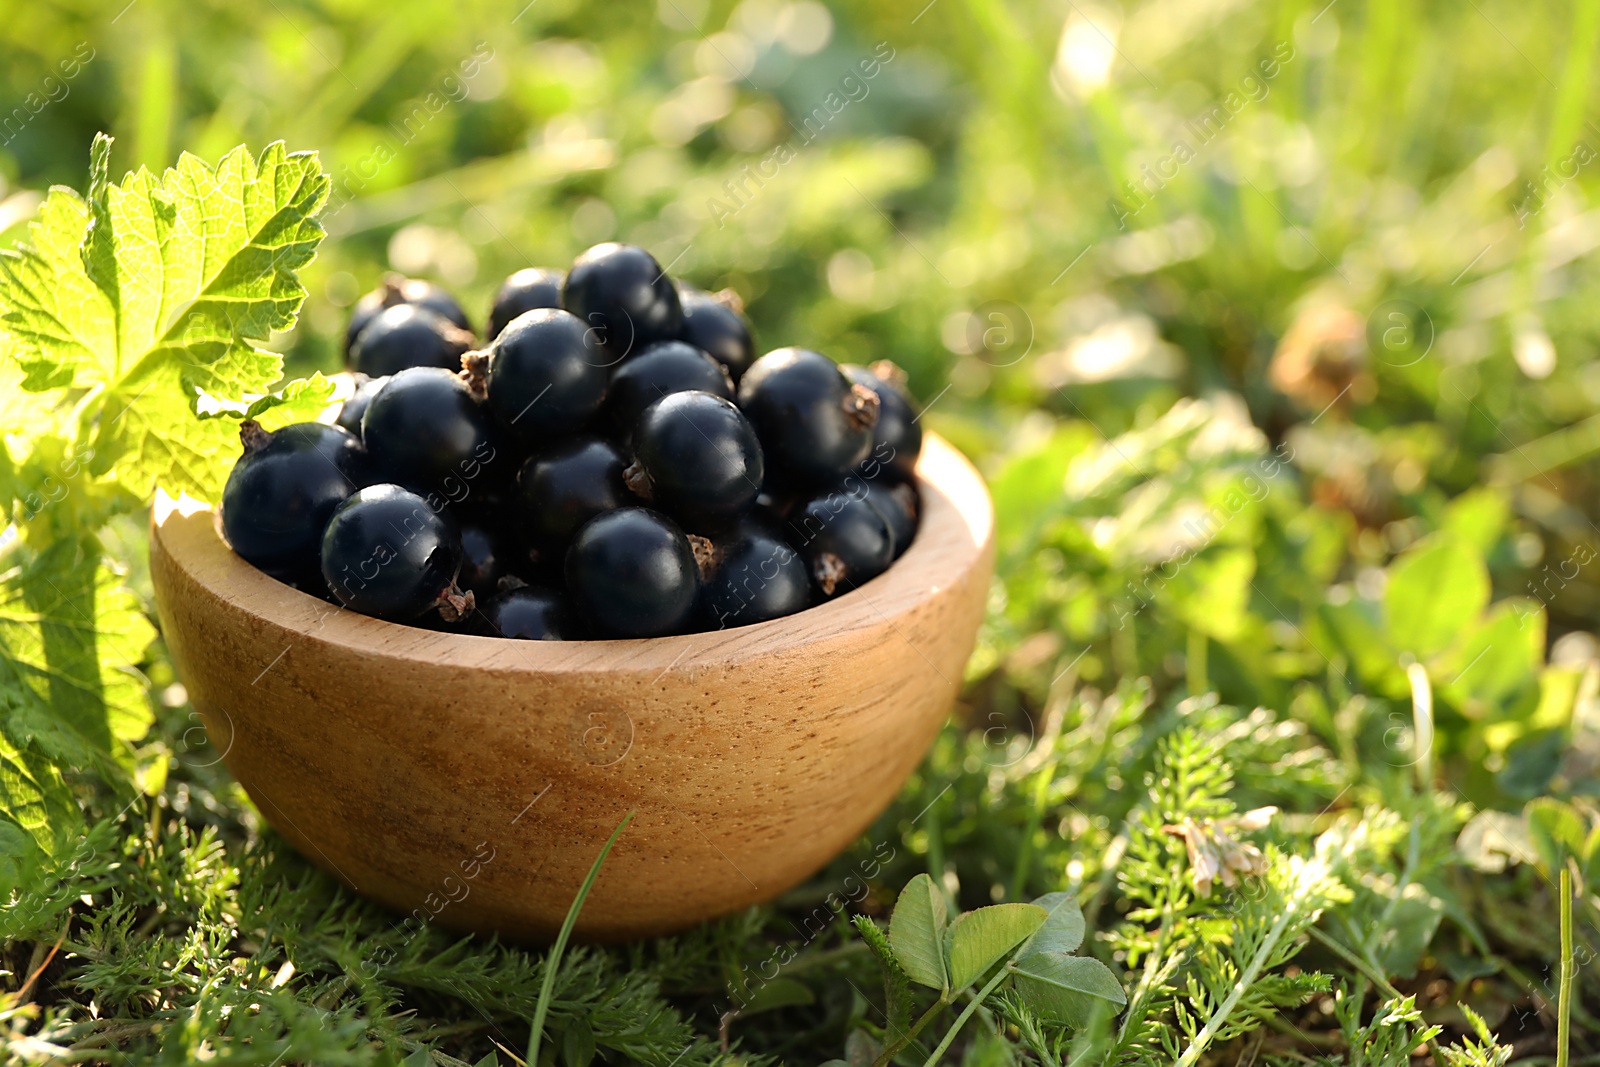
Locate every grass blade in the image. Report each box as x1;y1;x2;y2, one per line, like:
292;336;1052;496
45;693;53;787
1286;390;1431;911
1558;864;1573;1067
527;809;635;1067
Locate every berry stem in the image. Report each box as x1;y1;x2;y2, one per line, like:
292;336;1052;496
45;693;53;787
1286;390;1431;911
237;419;274;456
842;383;881;431
379;273;407;307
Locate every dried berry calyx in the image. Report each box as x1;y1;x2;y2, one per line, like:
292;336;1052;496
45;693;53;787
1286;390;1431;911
459;350;491;400
436;585;476;623
843;383;881;431
622;459;655;499
813;552;847;596
688;533;720;579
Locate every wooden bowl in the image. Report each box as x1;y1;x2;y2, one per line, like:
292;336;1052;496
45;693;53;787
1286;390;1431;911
150;433;993;941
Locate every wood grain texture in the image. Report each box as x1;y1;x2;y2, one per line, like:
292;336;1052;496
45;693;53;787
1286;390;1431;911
149;432;994;941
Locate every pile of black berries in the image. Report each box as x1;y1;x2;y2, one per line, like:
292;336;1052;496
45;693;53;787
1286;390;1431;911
220;243;923;640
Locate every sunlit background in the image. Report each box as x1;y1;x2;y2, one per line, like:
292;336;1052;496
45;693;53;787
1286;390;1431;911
6;1;1600;1060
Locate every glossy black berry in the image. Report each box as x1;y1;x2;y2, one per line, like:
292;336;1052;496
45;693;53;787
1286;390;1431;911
361;367;498;499
565;507;700;637
843;362;922;481
320;484;472;622
679;287;755;381
335;374;388;436
457;521;510;597
514;438;632;554
626;391;763;529
349;303;475;377
482;583;573;640
700;522;813;629
737;348;879;487
860;479;918;558
221;421;365;584
562;243;682;358
788;488;894;598
344;274;472;356
464;308;609;446
603;340;734;437
488;267;565;340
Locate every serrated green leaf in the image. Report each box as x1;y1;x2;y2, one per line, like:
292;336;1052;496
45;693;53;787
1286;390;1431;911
1021;892;1085;958
89;358;248;500
945;903;1047;991
1011;953;1126;1027
0;537;156;779
888;872;949;991
0;185;114;391
1385;537;1488;659
0;725;77;857
0;135;329;502
242;372;340;430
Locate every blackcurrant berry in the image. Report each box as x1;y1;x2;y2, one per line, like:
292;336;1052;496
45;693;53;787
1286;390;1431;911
487;267;565;340
603;340;734;437
457;520;510;597
361;367;499;500
344;274;472;356
625;391;763;529
462;308;609;446
565;507;701;637
843;362;922;481
221;420;366;585
349;303;475;377
788;488;894;597
700;521;813;629
482;582;573;640
562;243;682;358
737;348;879;487
335;374;388;436
860;479;918;558
513;438;632;554
320;484;472;622
678;287;755;381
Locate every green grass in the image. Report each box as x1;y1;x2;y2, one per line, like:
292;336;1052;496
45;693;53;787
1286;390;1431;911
3;0;1600;1063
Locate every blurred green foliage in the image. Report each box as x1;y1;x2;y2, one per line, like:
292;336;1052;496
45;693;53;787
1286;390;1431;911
4;0;1600;1062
